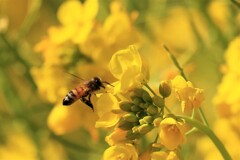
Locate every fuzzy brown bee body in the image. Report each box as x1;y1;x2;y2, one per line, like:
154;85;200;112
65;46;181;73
63;77;106;110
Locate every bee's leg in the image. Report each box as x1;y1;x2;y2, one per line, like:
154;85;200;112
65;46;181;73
80;95;94;111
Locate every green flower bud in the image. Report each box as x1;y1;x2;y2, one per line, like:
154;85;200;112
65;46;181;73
118;120;133;130
139;102;150;109
159;80;172;97
126;130;141;140
138;124;154;134
153;96;164;107
147;105;159;115
142;92;152;103
132;126;139;133
139;116;154;125
133;88;145;97
123;113;138;123
143;116;154;123
136;111;148;118
133;97;143;105
120;102;133;112
131;105;142;112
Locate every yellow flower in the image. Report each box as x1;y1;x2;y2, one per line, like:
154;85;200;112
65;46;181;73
224;37;240;74
95;93;120;128
47;103;98;137
109;45;149;93
49;0;98;44
31;66;68;103
80;1;139;65
0;131;37;160
159;117;186;150
105;128;127;146
171;75;205;113
103;143;138;160
151;151;179;160
208;1;231;33
214;73;240;117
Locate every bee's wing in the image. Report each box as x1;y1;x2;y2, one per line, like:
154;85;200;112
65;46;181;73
66;72;85;81
64;72;85;90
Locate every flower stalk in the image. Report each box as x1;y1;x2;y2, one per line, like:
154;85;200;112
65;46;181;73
178;116;232;160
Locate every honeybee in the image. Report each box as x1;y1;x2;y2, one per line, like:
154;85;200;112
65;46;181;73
63;75;111;110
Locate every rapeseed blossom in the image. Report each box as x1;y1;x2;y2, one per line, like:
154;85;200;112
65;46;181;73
103;143;138;160
172;75;205;113
109;45;149;93
94;44;220;160
8;0;236;159
159;117;186;150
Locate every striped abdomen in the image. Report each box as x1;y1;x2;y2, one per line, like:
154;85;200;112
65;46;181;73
62;86;86;106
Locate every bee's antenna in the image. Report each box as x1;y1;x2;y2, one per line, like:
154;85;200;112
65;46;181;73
102;81;114;87
67;72;84;81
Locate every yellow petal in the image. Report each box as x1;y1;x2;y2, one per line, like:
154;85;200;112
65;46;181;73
57;0;83;25
83;0;98;21
159;118;186;150
95;93;120;128
109;45;142;79
103;143;138;160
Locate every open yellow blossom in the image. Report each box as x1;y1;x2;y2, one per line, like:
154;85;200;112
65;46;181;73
159;117;186;150
103;143;138;160
109;45;149;93
151;151;179;160
49;0;98;44
105;128;127;146
95;93;120;128
171;75;205;113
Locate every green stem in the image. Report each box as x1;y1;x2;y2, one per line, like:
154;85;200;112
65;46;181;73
231;0;240;8
185;127;197;136
0;33;36;89
178;116;232;160
164;105;172;114
162;44;188;81
198;108;209;127
143;83;157;96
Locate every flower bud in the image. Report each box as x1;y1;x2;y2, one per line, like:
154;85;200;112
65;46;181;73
123;113;139;123
126;130;141;140
138;124;153;134
153;96;164;107
139;102;150;109
153;117;162;127
118;120;134;130
133;97;144;105
136;111;148;118
142;92;152;103
131;105;142;112
159;80;172;98
147;105;159;115
132;88;146;97
139;116;154;125
120;102;133;112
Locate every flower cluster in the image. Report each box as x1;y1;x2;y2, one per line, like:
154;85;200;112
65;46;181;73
95;45;208;159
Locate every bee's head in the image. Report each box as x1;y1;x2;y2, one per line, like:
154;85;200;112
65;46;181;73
92;77;105;88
